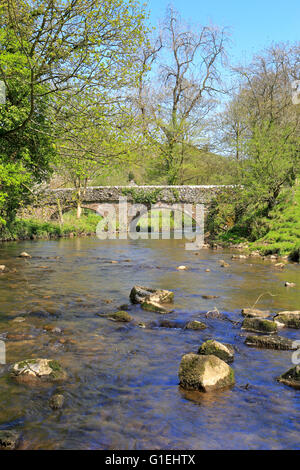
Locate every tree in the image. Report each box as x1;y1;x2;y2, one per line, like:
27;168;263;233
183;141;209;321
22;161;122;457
134;7;228;184
55;90;140;218
0;0;147;138
0;0;147;225
208;43;300;239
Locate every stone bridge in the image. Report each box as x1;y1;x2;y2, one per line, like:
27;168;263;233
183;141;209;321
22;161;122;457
20;185;233;229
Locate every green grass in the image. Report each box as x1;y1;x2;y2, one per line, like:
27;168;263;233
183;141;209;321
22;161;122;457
0;209;102;241
251;185;300;258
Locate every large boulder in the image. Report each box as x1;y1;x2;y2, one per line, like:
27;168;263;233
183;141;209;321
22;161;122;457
11;358;67;384
129;285;174;305
241;318;277;334
274;311;300;329
245;334;299;350
277;365;300;389
198;340;234;363
178;353;235;392
241;308;270;318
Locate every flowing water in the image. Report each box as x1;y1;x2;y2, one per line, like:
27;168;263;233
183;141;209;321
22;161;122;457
0;237;300;450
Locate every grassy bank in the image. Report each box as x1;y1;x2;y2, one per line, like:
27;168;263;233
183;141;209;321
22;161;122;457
210;185;300;260
0;210;101;241
251;185;300;259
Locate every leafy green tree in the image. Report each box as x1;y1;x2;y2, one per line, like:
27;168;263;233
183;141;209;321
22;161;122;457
208;43;300;241
0;0;147;225
134;7;227;184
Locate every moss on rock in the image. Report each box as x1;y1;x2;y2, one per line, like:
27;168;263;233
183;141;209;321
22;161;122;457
277;365;300;389
178;353;235;392
274;311;300;329
198;340;234;362
185;320;207;330
108;311;133;322
241;317;277;333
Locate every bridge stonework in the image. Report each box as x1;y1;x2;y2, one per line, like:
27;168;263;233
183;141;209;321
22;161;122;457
19;185;232;224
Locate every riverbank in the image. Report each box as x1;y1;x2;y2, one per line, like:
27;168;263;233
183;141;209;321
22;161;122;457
0;211;100;242
208;185;300;262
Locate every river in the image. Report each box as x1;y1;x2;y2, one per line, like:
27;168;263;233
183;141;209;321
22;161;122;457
0;237;299;449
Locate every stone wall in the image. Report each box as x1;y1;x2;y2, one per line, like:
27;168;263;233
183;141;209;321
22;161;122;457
19;185;234;221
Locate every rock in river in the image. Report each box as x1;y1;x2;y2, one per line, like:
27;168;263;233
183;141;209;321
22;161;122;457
19;252;31;258
141;300;172;314
241;308;270;318
11;358;67;384
0;430;21;450
277;365;300;389
184;320;207;330
219;260;230;268
245;334;299;350
274;311;300;329
108;311;133;322
49;393;65;410
130;285;174;305
178;353;235;392
241;317;277;334
198;340;234;363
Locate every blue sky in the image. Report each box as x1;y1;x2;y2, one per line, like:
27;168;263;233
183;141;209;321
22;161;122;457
147;0;300;64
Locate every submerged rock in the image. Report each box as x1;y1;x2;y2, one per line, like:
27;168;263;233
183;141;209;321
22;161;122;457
178;353;235;392
241;317;277;334
130;285;174;305
0;430;21;450
198;340;234;363
219;260;230;268
6;333;34;341
245;334;299;350
277;365;300;389
11;316;26;323
275;263;285;269
11;358;67;384
49;393;64;410
232;254;247;259
108;311;133;322
274;311;300;329
43;324;62;333
202;295;219;299
241;308;270;318
184;320;207;330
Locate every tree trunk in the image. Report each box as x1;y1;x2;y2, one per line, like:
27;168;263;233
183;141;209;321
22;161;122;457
77;200;82;219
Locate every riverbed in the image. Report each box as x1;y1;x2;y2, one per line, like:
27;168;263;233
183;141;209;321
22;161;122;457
0;237;299;449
